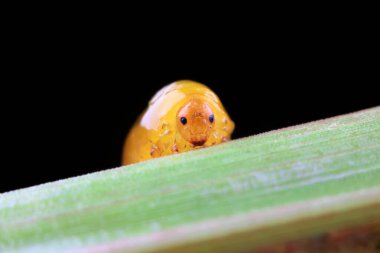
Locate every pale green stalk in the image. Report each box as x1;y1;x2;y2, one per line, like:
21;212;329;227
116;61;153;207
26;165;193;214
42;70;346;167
1;107;380;252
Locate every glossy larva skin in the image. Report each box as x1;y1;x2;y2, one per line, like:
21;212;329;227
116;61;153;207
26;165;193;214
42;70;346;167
122;80;234;165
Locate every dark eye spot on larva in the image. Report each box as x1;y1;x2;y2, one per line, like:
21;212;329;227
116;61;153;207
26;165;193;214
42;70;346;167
209;114;214;123
180;117;187;125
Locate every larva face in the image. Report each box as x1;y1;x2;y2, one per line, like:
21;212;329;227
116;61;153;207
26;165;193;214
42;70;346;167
176;98;215;146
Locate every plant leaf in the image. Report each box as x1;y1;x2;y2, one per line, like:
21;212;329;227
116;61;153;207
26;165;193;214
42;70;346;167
1;107;380;252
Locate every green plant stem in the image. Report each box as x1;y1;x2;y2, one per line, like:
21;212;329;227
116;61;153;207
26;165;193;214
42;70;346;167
1;107;380;253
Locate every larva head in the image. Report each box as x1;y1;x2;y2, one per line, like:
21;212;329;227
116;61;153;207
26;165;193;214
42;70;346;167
176;98;215;146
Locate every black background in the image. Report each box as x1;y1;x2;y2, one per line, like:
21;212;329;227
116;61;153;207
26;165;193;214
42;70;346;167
2;21;379;193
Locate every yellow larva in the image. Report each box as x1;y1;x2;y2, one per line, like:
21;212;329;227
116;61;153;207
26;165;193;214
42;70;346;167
122;80;234;165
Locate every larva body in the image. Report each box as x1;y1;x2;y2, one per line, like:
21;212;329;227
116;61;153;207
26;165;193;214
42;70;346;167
122;80;234;165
